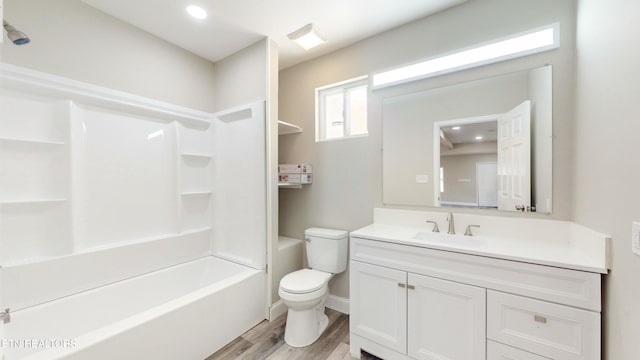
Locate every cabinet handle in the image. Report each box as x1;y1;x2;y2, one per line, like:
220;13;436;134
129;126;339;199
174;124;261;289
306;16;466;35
407;285;415;290
398;283;406;288
534;315;547;324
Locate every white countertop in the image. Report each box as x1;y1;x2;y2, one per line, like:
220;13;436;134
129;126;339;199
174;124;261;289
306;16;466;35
350;209;610;274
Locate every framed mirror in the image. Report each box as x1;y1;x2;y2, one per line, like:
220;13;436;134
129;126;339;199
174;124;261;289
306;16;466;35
382;65;552;213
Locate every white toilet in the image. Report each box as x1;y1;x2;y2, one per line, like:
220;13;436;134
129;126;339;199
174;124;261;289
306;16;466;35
278;227;348;347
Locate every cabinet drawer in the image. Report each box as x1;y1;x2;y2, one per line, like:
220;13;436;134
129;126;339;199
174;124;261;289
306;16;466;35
487;340;551;360
487;291;600;360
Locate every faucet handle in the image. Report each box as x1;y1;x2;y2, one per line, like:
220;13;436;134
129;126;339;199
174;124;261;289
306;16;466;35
464;225;480;236
425;220;440;233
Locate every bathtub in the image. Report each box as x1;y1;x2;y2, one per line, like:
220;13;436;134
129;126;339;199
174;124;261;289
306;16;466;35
1;256;266;360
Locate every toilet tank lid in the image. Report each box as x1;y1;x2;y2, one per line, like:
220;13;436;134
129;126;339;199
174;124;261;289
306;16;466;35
305;227;348;240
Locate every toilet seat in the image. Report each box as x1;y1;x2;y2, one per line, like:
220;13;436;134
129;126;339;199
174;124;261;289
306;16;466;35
280;269;331;294
279;269;331;304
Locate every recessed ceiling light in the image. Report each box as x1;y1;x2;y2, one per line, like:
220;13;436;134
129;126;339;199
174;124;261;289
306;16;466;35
288;23;327;51
475;136;483;140
186;5;208;19
452;126;461;130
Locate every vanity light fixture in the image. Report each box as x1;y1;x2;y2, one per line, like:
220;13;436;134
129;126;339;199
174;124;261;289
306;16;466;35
288;23;326;51
186;5;208;19
372;23;560;89
475;136;483;140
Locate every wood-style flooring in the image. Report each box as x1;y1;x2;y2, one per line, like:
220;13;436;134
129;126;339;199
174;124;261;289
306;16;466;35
206;309;379;360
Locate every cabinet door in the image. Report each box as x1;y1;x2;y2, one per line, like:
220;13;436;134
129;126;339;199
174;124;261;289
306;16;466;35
408;273;486;360
350;260;407;354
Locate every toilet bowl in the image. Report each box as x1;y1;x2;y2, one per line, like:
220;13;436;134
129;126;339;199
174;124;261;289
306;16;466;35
279;269;333;347
278;228;348;347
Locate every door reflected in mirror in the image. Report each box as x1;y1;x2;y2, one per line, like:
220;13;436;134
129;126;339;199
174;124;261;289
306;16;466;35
435;100;531;211
438;120;499;208
382;66;552;213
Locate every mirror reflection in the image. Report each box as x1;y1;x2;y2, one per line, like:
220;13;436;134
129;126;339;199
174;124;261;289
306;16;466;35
438;120;498;208
382;65;552;213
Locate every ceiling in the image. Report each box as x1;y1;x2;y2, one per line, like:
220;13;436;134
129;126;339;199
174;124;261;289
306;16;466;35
81;0;466;69
442;121;498;145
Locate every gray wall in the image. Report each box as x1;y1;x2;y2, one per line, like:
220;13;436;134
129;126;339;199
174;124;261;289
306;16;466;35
1;0;217;112
441;154;497;204
382;71;528;207
574;0;640;358
279;0;576;299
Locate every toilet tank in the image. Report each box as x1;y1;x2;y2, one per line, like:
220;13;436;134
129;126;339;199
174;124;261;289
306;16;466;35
304;228;348;274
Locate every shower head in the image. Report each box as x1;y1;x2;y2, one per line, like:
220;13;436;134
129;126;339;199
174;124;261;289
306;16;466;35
3;20;30;45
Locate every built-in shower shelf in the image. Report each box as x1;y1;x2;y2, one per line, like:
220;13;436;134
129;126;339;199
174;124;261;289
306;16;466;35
178;117;211;129
180;153;212;160
180;191;212;196
0;198;67;205
0;137;65;146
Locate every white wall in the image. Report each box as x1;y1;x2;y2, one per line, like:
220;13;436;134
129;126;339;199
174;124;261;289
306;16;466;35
279;0;576;299
574;0;640;358
529;66;553;213
1;0;216;111
210;38;281;309
213;102;266;270
212;40;268;112
266;40;280;306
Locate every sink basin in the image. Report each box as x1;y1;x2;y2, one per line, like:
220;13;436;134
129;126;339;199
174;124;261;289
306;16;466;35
412;232;487;248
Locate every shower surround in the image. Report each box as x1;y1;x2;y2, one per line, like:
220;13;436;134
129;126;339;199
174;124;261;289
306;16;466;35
0;64;268;359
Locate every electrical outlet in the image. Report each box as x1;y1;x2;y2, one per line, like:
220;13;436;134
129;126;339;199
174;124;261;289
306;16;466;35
415;174;429;184
632;222;640;256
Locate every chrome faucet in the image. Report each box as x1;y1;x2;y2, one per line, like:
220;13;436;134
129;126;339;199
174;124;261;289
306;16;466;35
464;225;480;236
425;220;440;233
446;212;455;234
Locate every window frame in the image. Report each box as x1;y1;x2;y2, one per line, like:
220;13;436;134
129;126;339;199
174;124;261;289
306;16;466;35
315;75;369;142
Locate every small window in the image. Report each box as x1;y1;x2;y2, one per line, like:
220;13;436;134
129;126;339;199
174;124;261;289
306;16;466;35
315;76;368;142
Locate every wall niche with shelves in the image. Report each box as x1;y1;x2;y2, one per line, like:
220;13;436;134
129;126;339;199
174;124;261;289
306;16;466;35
0;89;71;263
0;66;214;265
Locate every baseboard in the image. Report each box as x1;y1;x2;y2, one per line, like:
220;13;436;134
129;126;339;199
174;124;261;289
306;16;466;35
269;300;287;320
326;294;350;315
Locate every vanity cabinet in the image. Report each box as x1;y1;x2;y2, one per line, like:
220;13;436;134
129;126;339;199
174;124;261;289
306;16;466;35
351;261;486;360
349;236;602;360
